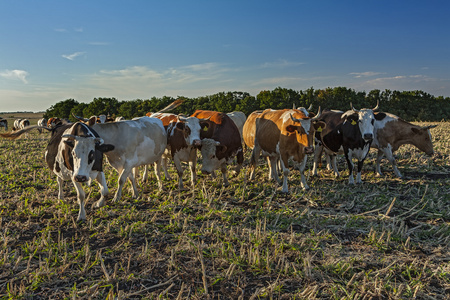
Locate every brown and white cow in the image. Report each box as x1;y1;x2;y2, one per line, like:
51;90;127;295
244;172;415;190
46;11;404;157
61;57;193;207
243;108;324;193
0;123;114;221
190;110;244;186
146;112;202;189
313;102;378;184
372;112;437;178
47;117;63;128
37;118;47;133
13;119;30;131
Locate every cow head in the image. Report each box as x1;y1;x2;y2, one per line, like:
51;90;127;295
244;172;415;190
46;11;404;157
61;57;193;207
61;123;114;183
199;138;227;174
176;116;202;148
342;101;379;142
411;125;437;155
286;107;323;154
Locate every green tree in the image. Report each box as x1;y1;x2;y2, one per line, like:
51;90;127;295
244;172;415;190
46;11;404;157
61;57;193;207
43;99;79;119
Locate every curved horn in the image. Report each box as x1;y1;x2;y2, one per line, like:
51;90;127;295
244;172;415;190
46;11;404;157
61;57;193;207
292;103;296;109
290;113;301;123
307;104;313;111
372;99;380;111
311;107;322;120
350;102;359;112
72;113;88;122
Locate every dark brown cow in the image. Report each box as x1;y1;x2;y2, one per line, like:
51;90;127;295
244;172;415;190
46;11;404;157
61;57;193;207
243;108;324;193
0;118;7;131
190;110;244;186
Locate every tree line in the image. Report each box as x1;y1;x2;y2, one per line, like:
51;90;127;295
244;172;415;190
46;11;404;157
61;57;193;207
43;87;450;122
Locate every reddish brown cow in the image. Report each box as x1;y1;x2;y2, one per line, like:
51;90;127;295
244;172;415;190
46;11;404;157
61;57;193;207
243;108;325;193
190;110;244;186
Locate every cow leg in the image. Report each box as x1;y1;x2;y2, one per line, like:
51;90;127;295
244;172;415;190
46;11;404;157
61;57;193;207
269;156;282;184
141;165;149;183
73;181;86;221
57;176;65;200
298;155;309;190
162;155;172;180
328;154;340;177
153;159;164;191
356;159;364;184
248;145;261;180
113;168;132;202
325;154;332;170
127;170;139;198
344;151;355;185
378;146;402;178
312;143;323;176
279;155;289;193
173;154;185;190
221;163;229;187
188;149;197;188
93;171;108;208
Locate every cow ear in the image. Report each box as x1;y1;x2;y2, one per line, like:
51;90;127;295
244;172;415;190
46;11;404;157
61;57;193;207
176;122;185;130
314;121;326;132
285;125;296;133
63;140;74;148
96;143;115;153
88;116;96;126
217;144;227;154
200;121;209;131
411;127;421;134
374;112;386;121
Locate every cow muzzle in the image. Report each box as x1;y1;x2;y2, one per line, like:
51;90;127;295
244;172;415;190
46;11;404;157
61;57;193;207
74;175;88;182
363;133;373;141
193;139;202;148
304;146;314;154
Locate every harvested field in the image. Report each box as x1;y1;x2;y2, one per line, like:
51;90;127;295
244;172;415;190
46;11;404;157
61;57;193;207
0;119;449;299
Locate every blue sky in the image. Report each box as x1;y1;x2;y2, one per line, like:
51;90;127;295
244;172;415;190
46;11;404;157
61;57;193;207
1;0;449;112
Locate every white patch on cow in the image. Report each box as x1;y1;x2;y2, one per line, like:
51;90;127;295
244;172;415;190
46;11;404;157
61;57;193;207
357;109;376;140
281;110;312;135
200;138;226;174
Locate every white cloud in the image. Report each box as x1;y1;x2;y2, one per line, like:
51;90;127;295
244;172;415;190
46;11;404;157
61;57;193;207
0;69;29;84
349;71;384;78
260;59;304;69
62;52;85;60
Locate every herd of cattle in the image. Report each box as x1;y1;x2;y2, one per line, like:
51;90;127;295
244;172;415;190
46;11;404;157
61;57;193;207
0;100;437;221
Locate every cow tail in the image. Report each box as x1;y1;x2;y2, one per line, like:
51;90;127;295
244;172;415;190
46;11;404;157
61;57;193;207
0;125;51;140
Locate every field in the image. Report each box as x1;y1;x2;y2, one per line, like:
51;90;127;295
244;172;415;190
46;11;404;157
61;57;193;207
0;115;449;299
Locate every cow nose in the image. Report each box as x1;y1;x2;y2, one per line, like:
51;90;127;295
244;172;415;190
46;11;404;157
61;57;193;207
363;133;373;140
304;147;314;154
74;175;88;182
193;139;202;147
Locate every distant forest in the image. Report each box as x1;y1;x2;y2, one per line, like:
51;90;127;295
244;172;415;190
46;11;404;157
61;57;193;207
44;87;450;122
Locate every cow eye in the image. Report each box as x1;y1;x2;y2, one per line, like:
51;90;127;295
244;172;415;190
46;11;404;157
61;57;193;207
88;150;95;164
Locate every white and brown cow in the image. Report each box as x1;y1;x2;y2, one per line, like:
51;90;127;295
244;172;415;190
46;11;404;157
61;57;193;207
47;117;63;128
0;123;114;221
190;110;244;187
243;108;325;193
13;119;30;131
37;118;47;133
72;99;182;202
146;113;202;189
313;102;378;184
372;112;437;178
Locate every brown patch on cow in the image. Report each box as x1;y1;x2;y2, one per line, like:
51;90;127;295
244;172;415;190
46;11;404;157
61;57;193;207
55;161;61;173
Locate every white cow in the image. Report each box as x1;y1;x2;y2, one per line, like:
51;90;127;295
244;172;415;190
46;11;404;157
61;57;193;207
226;111;247;139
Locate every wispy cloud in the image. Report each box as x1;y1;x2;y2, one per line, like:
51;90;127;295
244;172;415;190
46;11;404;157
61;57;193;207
62;52;85;60
349;71;384;78
0;69;29;84
260;59;304;69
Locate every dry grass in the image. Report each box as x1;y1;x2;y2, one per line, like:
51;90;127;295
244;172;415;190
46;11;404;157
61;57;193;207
0;118;448;299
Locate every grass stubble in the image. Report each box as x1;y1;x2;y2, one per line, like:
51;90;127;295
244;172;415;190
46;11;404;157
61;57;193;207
0;119;448;299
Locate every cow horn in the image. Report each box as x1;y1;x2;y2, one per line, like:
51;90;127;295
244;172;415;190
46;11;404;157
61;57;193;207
290;113;301;123
178;115;188;122
350;102;359;112
72;113;88;122
311;107;322;120
307;104;313;111
95;137;104;144
372;100;380;111
292;103;296;109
